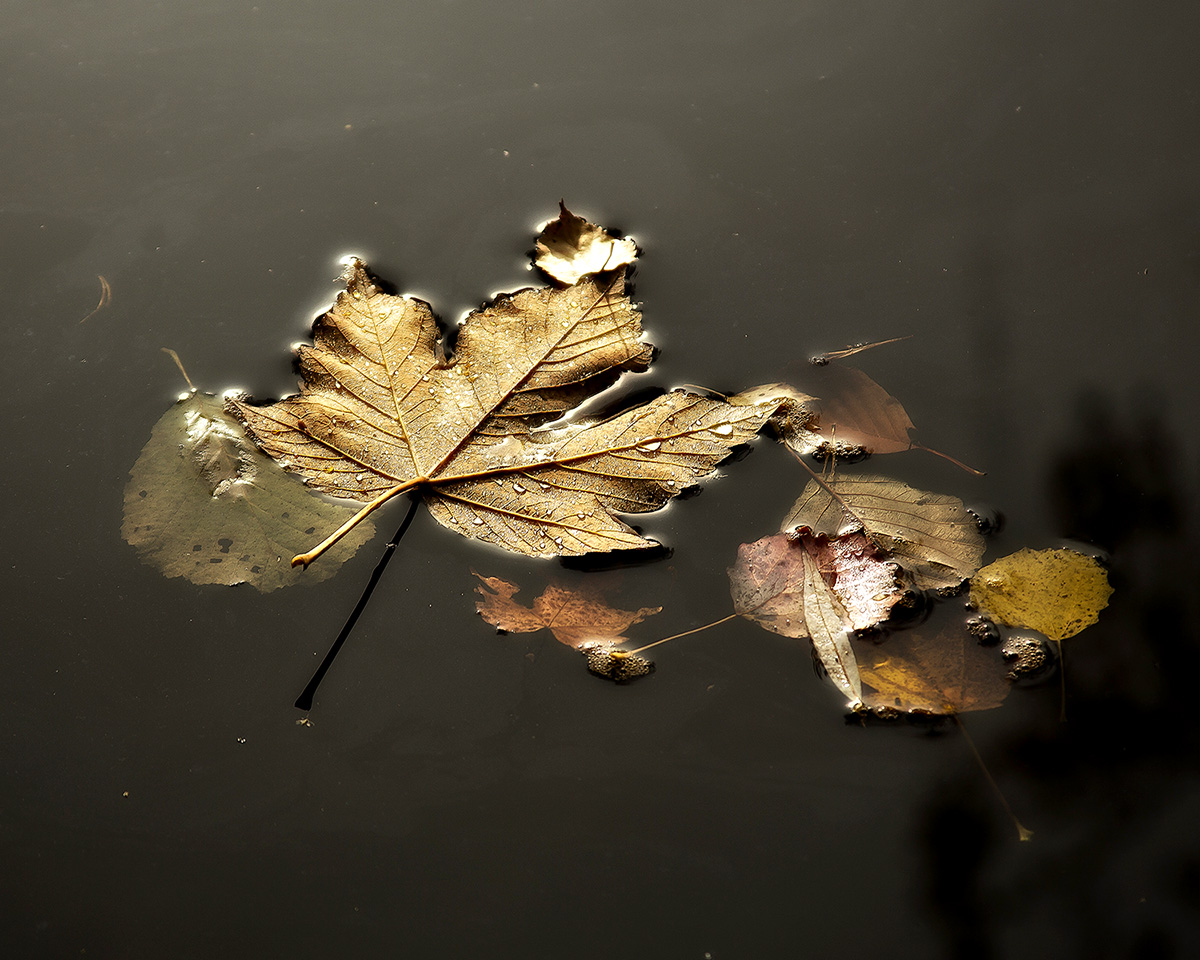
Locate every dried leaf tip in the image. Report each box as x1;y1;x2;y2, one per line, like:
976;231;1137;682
534;201;638;285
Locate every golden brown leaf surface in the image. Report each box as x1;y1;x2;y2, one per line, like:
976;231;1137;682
533;201;638;285
855;624;1011;715
473;573;660;649
783;474;985;591
231;248;781;559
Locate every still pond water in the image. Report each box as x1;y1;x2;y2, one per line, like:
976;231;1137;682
4;1;1199;957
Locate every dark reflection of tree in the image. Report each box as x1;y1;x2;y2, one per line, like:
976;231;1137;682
920;390;1200;959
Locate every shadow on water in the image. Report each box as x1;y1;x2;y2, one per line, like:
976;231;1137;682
920;390;1200;958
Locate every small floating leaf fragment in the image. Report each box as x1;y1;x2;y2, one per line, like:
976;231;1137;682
533;201;638;285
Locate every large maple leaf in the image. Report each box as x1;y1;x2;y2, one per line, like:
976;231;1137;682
230;208;780;565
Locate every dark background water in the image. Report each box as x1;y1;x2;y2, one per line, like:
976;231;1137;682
4;1;1199;957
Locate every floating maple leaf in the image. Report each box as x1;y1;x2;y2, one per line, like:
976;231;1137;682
473;572;661;650
230;208;782;565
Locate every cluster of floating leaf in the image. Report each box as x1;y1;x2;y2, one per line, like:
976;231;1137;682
476;492;1112;718
123;203;1113;721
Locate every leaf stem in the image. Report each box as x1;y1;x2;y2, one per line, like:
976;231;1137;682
295;496;420;711
293;478;425;568
910;441;986;476
624;613;739;655
953;714;1033;842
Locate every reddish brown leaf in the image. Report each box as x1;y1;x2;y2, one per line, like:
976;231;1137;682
728;531;907;706
806;532;907;631
473;573;661;650
811;365;915;455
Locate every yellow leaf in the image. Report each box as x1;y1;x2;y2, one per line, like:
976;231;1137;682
969;548;1113;642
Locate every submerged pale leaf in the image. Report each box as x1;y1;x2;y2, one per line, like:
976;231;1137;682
122;393;374;590
969;548;1113;642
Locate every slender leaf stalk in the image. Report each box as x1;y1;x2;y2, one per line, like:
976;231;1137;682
293;478;424;568
954;714;1033;842
625;613;739;655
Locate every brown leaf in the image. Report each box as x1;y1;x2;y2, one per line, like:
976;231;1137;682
811;365;914;454
533;201;638;285
473;573;661;650
727;531;906;707
743;367;981;473
855;623;1011;715
733;368;908;461
782;474;985;592
231;224;783;564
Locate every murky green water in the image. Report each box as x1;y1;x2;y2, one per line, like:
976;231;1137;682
4;1;1199;956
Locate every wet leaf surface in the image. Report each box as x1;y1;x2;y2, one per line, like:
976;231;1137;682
783;474;986;591
728;532;891;706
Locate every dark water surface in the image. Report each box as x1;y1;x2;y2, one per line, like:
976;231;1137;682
5;1;1200;957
